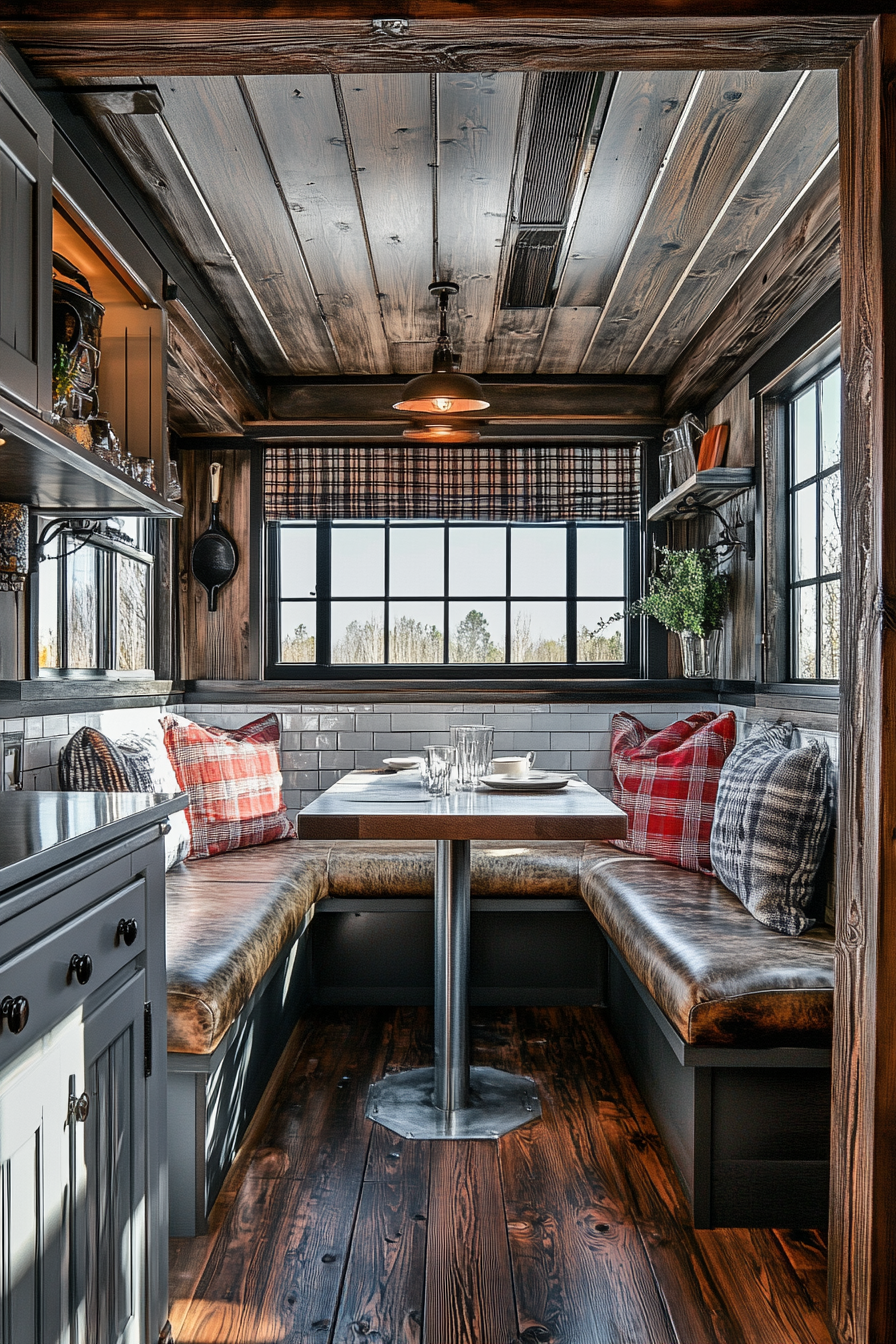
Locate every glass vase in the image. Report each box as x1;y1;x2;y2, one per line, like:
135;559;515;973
679;629;720;678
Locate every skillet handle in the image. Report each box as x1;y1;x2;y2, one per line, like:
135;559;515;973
209;461;223;505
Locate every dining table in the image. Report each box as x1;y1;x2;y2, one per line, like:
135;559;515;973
297;768;628;1139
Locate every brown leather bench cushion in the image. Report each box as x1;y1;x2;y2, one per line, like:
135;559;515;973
166;839;328;1054
579;844;835;1048
165;839;585;1054
325;839;588;899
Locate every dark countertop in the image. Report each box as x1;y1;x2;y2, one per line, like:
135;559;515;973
0;792;188;896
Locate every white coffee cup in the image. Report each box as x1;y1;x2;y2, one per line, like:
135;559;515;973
489;752;536;778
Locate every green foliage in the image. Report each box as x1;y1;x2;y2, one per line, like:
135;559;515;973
629;547;727;637
52;343;77;408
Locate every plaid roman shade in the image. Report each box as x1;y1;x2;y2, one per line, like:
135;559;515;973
264;442;640;521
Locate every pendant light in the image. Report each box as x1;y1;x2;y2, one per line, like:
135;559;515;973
393;282;490;416
402;421;480;443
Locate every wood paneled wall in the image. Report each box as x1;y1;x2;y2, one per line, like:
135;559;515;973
177;447;254;681
668;375;756;683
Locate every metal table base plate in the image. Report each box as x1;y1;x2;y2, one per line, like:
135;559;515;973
366;1066;541;1139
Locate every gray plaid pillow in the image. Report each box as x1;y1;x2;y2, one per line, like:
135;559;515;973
709;721;835;936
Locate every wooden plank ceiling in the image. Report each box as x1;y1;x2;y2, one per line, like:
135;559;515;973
77;68;838;388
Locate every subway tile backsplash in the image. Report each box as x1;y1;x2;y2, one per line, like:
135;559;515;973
4;698;726;807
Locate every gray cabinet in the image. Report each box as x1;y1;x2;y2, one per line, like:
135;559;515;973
0;1036;67;1344
72;973;148;1344
0;800;172;1344
0;43;52;412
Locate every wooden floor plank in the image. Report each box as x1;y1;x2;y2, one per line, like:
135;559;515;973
695;1229;833;1344
171;1006;832;1344
504;1009;677;1344
549;1006;749;1344
425;1142;518;1344
332;1125;431;1344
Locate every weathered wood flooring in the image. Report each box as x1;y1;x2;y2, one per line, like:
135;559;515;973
169;1006;833;1344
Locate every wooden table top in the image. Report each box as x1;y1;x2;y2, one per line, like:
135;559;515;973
296;770;628;842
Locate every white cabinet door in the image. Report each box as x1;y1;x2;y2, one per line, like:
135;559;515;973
0;1038;67;1344
70;973;147;1344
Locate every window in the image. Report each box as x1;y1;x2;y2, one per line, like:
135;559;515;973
268;520;637;678
788;365;841;680
35;517;154;675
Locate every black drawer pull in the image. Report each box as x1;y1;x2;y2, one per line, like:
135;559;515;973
69;954;93;985
117;918;139;947
1;995;29;1034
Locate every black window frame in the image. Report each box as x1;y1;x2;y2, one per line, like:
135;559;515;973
265;517;642;681
786;361;842;684
30;515;156;678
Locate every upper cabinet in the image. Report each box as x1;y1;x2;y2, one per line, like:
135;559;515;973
0;42;180;518
0;44;51;414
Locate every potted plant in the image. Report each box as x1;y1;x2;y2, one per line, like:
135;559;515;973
629;546;728;677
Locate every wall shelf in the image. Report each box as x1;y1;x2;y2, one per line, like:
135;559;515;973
0;393;182;517
647;467;755;523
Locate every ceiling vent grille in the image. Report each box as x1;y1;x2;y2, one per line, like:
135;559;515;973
503;229;564;309
518;72;598;226
502;71;600;309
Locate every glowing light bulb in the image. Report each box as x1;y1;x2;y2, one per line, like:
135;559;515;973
432;397;455;412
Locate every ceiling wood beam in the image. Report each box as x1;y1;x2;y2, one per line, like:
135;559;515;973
663;150;840;414
166;300;265;436
1;17;867;79
268;380;664;422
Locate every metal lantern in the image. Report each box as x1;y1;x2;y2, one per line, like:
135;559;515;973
0;504;29;592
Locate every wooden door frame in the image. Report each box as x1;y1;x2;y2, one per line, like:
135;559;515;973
1;7;893;1341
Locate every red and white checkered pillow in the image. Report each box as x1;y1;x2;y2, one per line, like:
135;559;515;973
609;710;736;874
161;713;295;860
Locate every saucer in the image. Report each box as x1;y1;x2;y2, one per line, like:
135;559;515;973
480;772;569;793
383;757;422;771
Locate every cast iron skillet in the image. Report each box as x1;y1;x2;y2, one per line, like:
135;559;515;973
190;461;238;611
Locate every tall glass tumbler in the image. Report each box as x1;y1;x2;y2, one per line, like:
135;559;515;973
424;744;455;797
451;724;494;790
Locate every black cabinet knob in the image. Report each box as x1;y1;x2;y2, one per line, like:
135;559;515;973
0;995;29;1034
117;918;139;947
69;954;93;986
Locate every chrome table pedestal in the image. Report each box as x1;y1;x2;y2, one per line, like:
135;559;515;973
365;839;542;1139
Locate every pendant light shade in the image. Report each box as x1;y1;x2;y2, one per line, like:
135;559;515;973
394;372;489;416
394;282;490;416
402;421;481;442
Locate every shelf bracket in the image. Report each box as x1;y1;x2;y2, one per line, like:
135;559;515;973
677;494;755;562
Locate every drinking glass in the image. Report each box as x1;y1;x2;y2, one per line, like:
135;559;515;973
451;724;494;791
424;744;455;797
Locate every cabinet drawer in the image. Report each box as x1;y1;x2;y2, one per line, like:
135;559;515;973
0;879;146;1067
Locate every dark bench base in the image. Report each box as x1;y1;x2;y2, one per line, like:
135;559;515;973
607;943;832;1228
167;908;314;1237
312;896;608;1005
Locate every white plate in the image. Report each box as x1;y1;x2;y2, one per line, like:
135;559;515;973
480;772;570;793
383;757;422;771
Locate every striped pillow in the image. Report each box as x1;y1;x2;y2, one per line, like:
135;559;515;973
161;713;295;860
709;721;835;936
58;725;191;870
59;726;156;792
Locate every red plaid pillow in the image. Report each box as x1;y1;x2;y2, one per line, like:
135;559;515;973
610;711;736;874
161;714;295;859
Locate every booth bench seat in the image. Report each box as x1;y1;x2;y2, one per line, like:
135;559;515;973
165;837;835;1235
579;843;835;1228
